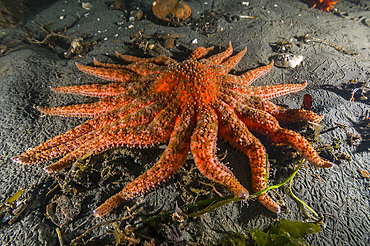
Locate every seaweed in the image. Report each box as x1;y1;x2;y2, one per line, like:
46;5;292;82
248;219;321;246
220;219;321;246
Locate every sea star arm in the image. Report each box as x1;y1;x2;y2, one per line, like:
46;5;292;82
243;81;307;98
241;96;324;124
243;96;324;124
236;61;274;86
235;105;333;168
272;108;324;124
51;99;171;157
213;47;247;75
43;102;181;172
123;63;163;76
115;52;177;66
13;99;168;165
221;89;324;124
91;58;162;76
12;97;161;164
190;104;249;199
223;80;307;99
50;81;145;97
93;106;196;217
93;58;168;77
188;46;214;60
36;93;140;117
216;101;280;213
76;63;139;83
93;58;165;76
206;41;233;65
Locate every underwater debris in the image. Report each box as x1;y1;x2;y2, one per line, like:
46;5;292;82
296;34;359;56
25;22;98;58
0;37;23;57
0;189;26;225
81;2;92;10
46;195;82;227
128;29;174;57
270;40;294;53
152;0;191;23
129;9;144;21
64;37;97;58
71;207;143;244
239;15;258;19
301;94;313;111
348;80;369;102
271;53;304;68
359;170;369;179
107;222;140;245
110;0;127;11
156;32;184;48
0;0;25;27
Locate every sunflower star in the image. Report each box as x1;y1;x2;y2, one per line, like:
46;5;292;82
12;42;333;217
305;0;338;12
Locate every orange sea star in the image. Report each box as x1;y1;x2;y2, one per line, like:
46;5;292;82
12;42;333;217
305;0;338;12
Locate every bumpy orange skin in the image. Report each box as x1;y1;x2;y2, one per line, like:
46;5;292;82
305;0;338;12
12;42;333;217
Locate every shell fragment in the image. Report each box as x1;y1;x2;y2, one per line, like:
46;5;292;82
271;54;304;68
